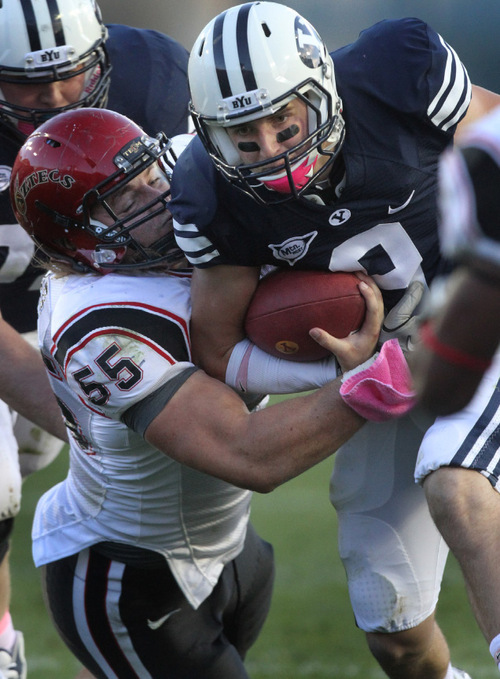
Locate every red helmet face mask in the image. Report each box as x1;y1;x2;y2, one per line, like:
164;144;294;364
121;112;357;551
10;108;184;273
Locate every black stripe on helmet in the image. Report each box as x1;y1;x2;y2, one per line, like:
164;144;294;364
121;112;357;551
236;3;258;92
213;11;231;98
213;3;258;99
20;0;41;51
46;0;65;46
20;0;66;51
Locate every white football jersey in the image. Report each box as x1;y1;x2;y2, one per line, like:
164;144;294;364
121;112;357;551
32;271;251;609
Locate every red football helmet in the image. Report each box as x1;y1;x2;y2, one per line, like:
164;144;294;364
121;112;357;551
10;108;183;273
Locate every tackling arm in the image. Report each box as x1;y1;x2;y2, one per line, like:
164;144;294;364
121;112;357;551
145;278;416;491
414;261;500;415
145;367;364;493
0;315;67;441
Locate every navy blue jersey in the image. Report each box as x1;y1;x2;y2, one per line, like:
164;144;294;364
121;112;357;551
106;24;189;139
0;24;189;333
171;18;471;310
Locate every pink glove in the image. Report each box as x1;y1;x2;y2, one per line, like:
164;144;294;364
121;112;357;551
340;339;416;421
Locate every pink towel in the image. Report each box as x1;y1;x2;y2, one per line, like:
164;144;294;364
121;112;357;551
340;339;416;421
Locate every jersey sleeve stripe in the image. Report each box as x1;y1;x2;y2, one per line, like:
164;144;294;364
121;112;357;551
52;304;191;370
427;36;471;131
173;221;221;265
174;240;221;263
450;384;500;485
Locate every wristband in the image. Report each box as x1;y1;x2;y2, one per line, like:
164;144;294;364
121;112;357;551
419;321;492;373
340;339;416;422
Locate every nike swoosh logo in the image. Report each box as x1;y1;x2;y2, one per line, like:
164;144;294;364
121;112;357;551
388;190;415;214
147;608;181;630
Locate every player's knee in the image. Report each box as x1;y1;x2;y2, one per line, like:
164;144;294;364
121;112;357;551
366;616;438;669
337;512;440;632
424;466;496;546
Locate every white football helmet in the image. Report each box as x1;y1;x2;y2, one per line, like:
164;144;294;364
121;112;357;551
0;0;111;132
189;1;345;203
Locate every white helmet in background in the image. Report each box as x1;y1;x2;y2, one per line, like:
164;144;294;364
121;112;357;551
188;1;344;203
0;0;111;132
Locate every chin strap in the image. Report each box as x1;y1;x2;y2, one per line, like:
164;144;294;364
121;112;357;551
340;339;416;421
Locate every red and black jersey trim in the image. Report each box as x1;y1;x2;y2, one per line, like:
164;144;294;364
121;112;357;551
51;302;190;371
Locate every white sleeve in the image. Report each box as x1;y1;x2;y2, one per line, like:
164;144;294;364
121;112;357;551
225;338;339;395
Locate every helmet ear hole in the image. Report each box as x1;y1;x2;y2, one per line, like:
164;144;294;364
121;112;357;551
261;22;271;37
54;237;77;253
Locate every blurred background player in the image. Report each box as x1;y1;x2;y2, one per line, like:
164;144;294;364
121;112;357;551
0;313;67;678
9;107;389;678
170;3;500;677
0;0;190;675
413;105;500;673
415;105;500;414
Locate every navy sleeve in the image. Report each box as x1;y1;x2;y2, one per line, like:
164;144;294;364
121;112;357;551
333;18;470;133
170;136;219;227
106;24;190;137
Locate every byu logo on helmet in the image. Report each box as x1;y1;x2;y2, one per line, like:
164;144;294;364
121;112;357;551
295;16;325;69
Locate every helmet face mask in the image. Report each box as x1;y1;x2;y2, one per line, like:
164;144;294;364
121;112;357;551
81;143;183;271
11;109;186;274
188;1;345;204
0;0;111;132
193;82;344;203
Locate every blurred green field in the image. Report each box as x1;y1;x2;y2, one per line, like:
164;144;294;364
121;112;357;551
10;405;496;678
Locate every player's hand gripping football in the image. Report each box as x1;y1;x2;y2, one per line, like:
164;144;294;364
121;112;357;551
309;272;384;373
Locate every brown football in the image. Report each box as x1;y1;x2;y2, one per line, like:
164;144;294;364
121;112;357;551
245;269;366;361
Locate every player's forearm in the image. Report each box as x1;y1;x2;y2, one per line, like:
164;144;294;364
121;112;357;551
0;319;67;440
147;370;364;493
456;85;500;138
235;382;365;492
190;264;260;380
414;269;500;414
